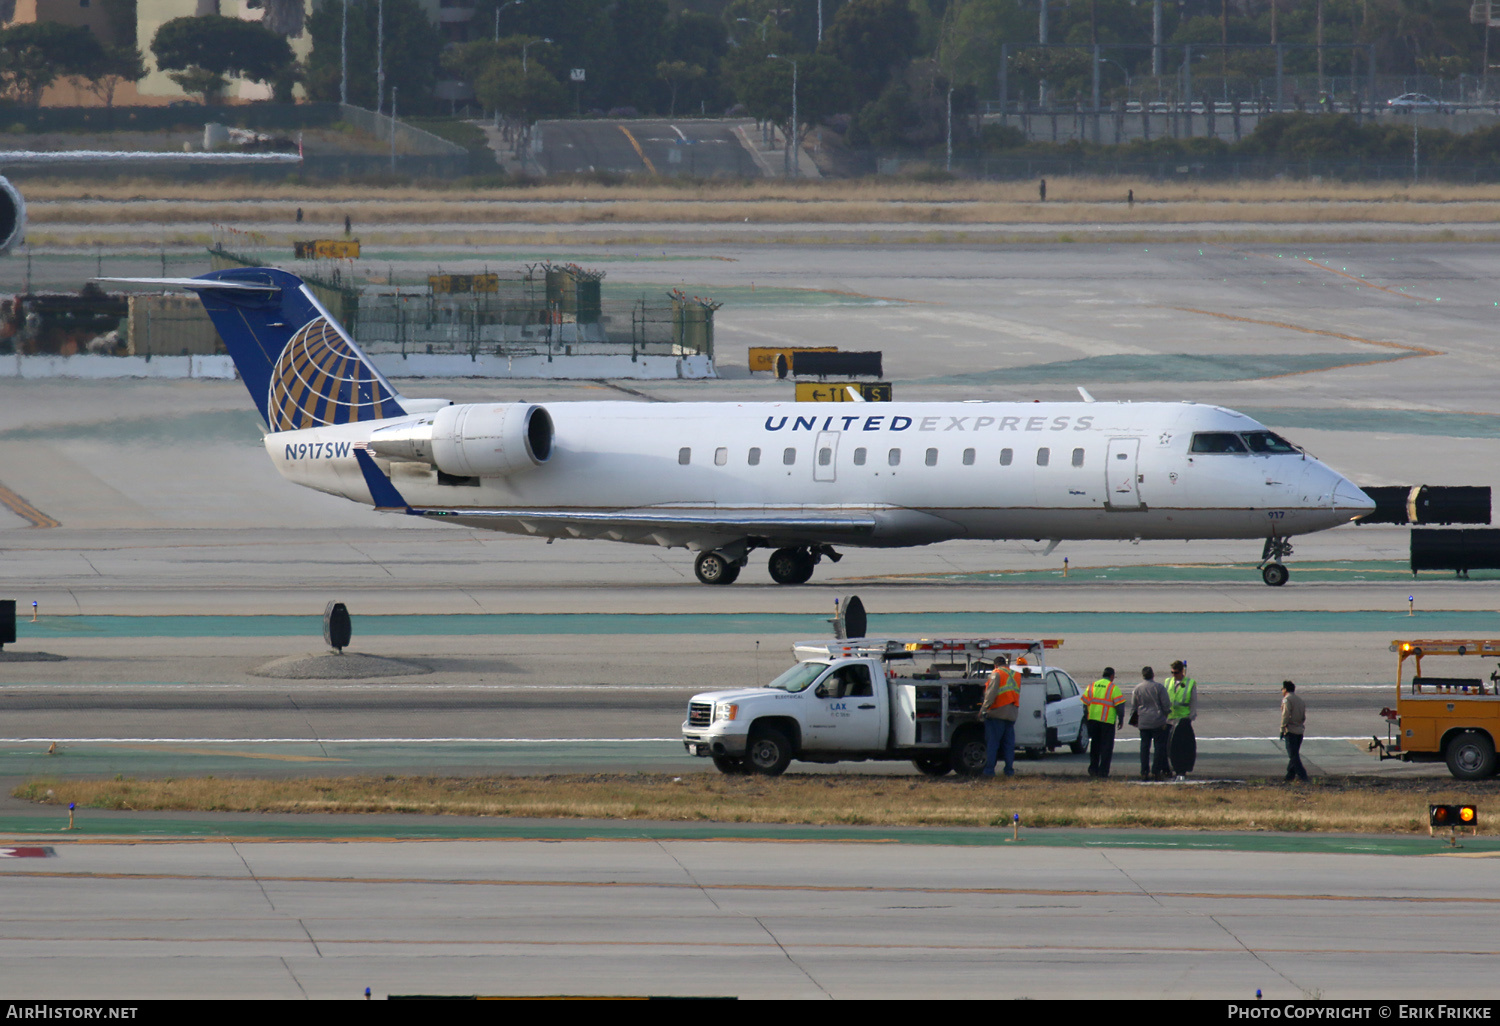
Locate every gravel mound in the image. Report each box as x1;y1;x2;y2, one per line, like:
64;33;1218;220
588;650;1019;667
251;652;430;680
0;651;65;662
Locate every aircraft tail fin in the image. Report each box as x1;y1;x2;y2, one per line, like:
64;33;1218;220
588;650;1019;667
101;267;406;431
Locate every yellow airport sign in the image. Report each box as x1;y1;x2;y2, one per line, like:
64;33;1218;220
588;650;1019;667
795;381;893;402
293;239;361;259
430;273;500;294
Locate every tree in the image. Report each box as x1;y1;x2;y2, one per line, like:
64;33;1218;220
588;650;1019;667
78;46;148;109
151;15;295;104
305;0;443;110
0;22;107;105
733;51;852;149
656;60;705;116
245;0;307;38
474;58;568;124
820;0;919;106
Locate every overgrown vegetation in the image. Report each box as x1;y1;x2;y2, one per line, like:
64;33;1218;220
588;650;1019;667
14;774;1498;834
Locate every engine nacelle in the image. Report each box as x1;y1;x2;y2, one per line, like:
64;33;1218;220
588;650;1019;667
367;402;553;478
0;177;26;256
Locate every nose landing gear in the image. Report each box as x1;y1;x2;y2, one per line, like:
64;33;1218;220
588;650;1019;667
1260;536;1293;587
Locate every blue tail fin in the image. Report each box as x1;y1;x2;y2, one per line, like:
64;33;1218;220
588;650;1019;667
180;267;406;431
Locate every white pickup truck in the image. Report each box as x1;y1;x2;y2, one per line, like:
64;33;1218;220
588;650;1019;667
681;637;1087;776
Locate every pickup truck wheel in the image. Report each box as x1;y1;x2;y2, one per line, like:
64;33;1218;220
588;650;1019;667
712;754;747;774
950;727;986;777
1446;731;1496;780
912;755;951;777
746;727;793;776
1069;722;1088;754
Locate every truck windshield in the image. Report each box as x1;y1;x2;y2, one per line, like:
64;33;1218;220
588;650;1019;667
765;661;830;693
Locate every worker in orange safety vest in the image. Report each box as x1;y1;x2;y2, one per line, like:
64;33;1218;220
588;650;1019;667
981;655;1021;777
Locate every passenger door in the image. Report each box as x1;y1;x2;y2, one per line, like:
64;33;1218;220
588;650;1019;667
807;661;882;750
1105;437;1145;511
1044;670;1085;747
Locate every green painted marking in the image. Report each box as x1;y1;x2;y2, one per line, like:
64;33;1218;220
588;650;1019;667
917;352;1402;387
0;811;1489;856
868;560;1465;584
17;608;1500;640
0;409;263;444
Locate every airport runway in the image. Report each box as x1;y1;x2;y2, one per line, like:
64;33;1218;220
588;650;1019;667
3;831;1499;999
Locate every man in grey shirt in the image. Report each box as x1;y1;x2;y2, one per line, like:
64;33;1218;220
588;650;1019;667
1128;666;1172;781
1280;680;1309;782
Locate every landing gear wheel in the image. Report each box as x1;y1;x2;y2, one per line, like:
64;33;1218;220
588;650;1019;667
694;551;740;585
912;754;951;777
1446;731;1496;780
768;547;815;585
712;754;748;774
1261;562;1289;587
950;726;986;777
746;727;793;776
1069;722;1088;754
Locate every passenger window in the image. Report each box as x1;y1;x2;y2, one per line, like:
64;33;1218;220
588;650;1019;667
783;447;796;466
1190;432;1249;454
963;448;975;466
678;447;691;465
1044;672;1064;704
925;448;938;467
1071;447;1085;468
714;447;728;466
888;448;901;467
818;447;832;466
748;447;761;466
1000;448;1013;466
853;447;867;466
1036;447;1050;467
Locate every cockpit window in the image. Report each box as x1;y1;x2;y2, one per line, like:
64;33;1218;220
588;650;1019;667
1189;432;1249;454
1242;431;1299;454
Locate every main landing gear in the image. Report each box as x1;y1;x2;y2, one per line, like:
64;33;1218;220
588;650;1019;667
693;545;842;585
768;545;840;585
1260;536;1292;587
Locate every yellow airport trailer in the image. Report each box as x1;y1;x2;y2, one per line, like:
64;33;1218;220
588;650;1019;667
1373;639;1500;779
748;346;835;373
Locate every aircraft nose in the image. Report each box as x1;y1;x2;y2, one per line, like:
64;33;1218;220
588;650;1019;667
1334;478;1376;518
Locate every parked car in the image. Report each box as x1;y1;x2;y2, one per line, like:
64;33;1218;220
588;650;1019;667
1387;93;1446;113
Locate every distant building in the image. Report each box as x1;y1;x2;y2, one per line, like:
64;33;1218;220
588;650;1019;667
6;0;120;46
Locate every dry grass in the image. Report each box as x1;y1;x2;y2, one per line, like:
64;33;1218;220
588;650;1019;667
13;774;1497;834
22;178;1500;205
28;197;1500;227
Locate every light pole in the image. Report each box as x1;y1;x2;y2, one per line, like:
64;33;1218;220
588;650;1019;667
767;53;797;178
376;0;384;116
1098;56;1131;97
494;0;523;44
339;0;347;105
522;37;552;75
945;85;953;172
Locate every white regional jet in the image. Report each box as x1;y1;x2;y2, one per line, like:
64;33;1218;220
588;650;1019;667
108;267;1375;586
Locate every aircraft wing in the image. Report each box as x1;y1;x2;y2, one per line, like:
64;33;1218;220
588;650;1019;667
353;449;877;542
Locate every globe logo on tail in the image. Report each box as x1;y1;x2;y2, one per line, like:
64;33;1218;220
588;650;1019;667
268;316;401;432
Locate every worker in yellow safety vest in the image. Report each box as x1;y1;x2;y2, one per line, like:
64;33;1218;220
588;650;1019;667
1164;659;1198;779
981;655;1021;777
1083;667;1126;778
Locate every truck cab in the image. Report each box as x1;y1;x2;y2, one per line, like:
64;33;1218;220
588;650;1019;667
682;637;1084;776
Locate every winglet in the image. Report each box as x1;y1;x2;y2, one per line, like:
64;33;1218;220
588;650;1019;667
354;448;411;511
